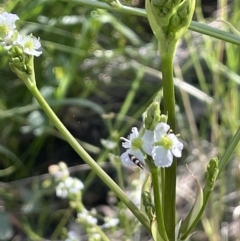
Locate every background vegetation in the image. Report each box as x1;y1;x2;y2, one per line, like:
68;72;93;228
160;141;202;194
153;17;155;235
0;0;239;240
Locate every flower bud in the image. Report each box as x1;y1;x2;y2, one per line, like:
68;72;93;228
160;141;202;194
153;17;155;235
204;157;219;191
146;0;196;56
142;191;152;207
10;45;23;57
143;101;161;131
142;191;155;221
160;114;168;123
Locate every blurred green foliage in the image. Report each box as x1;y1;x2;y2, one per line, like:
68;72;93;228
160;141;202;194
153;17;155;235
0;0;240;240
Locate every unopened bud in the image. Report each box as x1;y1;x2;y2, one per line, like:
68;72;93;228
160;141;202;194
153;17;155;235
204;157;219;191
142;191;152;206
160;114;168;123
146;0;196;56
143;101;161;130
142;191;155;221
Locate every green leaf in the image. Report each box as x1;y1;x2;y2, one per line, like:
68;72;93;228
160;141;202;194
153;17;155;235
175;220;182;241
151;218;167;241
179;170;203;237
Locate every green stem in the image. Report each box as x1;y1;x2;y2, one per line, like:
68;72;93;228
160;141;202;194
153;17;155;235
27;85;150;233
51;208;73;239
160;168;165;207
180;125;240;240
181;174;217;240
151;167;168;241
95;225;111;241
218;125;240;176
162;53;176;241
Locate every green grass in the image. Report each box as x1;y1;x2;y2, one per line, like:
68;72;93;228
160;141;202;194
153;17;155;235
0;0;240;240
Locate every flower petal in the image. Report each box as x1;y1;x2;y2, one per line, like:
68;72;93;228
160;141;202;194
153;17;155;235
142;129;154;155
131;149;145;163
152;146;173;167
16;34;42;56
121;151;137;168
169;134;183;157
1;12;19;26
120;150;145;168
129;127;139;140
121;137;131;149
154;122;170;141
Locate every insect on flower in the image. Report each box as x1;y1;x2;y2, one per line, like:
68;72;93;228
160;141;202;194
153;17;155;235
128;154;144;169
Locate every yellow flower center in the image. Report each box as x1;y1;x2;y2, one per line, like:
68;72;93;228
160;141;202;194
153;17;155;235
131;138;143;150
157;135;172;150
0;24;9;36
25;39;34;50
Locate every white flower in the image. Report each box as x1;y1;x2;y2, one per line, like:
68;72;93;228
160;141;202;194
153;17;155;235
0;12;42;56
15;34;42;56
54;168;69;181
55;177;84;199
102;217;119;228
65;231;80;241
141;129;156;155
0;12;19;39
77;209;97;225
56;181;68;198
86;215;97;225
48;162;69;181
120;127;145;168
92;233;101;241
142;122;183;167
65;177;84;195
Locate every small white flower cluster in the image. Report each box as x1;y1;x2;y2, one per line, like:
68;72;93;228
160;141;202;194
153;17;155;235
91;232;101;241
65;231;81;241
77;209;98;226
0;12;42;56
56;177;84;199
101;217;119;229
49;162;69;182
121;122;183;168
48;162;84;199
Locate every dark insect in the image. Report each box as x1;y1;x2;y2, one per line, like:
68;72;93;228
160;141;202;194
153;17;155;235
128;154;144;169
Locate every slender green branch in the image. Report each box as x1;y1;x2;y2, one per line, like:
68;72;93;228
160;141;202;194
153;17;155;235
181;158;219;240
190;21;240;46
180;186;211;240
27;85;151;233
162;54;176;241
62;0;240;46
95;225;111;241
218;125;240;176
62;0;146;16
160;168;165;202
